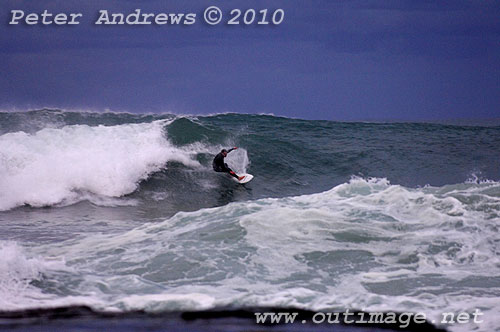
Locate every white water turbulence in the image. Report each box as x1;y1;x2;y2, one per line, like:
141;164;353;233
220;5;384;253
0;241;70;310
9;177;499;332
0;120;200;211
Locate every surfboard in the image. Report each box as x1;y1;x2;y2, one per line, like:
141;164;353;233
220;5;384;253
233;173;254;184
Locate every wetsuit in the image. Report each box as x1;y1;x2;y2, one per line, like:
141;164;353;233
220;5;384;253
213;148;239;179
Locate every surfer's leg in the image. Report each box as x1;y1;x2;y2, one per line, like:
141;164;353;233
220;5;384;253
224;163;240;179
230;170;245;181
227;169;239;179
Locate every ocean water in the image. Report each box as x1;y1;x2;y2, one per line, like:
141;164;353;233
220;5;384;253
0;110;499;331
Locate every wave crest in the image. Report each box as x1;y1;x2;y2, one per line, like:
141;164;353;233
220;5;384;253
0;120;200;210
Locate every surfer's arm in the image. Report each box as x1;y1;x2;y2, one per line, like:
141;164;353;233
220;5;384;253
227;147;238;153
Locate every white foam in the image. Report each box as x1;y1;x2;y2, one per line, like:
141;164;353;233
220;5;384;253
114;293;216;312
0;120;200;210
0;241;68;310
6;177;499;332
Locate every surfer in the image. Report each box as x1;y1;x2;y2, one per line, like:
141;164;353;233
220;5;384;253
213;147;245;181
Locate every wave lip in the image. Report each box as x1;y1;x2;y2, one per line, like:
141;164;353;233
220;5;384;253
0;120;200;211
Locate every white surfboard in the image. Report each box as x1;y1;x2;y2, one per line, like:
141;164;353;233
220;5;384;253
233;173;254;184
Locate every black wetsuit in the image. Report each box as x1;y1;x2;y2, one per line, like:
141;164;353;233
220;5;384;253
213;148;238;179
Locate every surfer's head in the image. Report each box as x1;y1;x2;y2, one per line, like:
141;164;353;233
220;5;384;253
221;149;228;157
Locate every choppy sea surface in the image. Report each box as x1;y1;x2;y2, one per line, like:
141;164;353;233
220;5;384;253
1;110;499;331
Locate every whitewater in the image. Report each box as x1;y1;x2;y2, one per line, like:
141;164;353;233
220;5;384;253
0;110;499;332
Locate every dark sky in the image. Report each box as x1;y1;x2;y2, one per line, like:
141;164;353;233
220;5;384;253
1;0;499;120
